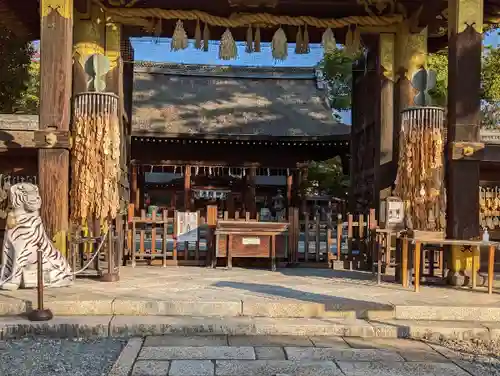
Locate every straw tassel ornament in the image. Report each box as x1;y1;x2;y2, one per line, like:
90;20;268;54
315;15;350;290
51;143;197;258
302;25;310;54
194;20;202;49
219;28;237;60
203;22;210;51
272;27;288;61
295;26;303;54
254;26;261;52
171;20;188;51
322;28;336;54
246;25;253;53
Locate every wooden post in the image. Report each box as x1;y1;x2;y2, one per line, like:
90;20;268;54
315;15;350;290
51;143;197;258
378;33;396;191
184;165;191;211
38;0;73;254
131;165;139;214
446;0;483;286
286;172;293;210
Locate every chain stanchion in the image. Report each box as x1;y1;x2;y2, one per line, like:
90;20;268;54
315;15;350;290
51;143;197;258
27;248;53;321
101;223;120;282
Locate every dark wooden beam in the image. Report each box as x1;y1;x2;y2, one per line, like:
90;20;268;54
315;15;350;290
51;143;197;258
0;130;71;149
38;0;73;240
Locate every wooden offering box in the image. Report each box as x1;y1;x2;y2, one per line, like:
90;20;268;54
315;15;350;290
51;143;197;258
215;220;289;271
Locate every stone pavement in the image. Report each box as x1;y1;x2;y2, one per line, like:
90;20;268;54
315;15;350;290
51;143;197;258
1;267;500;320
108;335;500;376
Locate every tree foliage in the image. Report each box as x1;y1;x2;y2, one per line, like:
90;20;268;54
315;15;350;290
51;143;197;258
319;49;356;112
0;26;36;114
306;156;349;198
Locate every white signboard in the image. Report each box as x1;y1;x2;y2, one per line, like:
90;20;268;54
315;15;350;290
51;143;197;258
242;237;261;245
176;212;199;242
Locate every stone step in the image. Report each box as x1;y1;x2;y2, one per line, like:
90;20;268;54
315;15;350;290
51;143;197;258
0;315;498;341
2;298;499;322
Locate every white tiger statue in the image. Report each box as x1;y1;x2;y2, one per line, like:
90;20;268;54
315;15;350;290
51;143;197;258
0;183;73;290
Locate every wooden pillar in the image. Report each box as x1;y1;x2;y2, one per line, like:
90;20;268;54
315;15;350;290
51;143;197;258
38;0;73;253
131;165;139;214
446;0;483;285
248;166;256;218
378;33;396;197
184;165;191;211
300;167;308;216
286;171;293;210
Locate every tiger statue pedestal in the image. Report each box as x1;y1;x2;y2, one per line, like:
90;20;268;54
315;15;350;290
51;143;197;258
0;183;73;291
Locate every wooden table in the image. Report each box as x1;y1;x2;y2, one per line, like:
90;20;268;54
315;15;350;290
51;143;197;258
214;220;289;271
400;235;499;294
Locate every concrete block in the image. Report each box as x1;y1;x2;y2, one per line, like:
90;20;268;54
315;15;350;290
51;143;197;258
108;338;145;376
112;300;241;317
131;361;170;376
169;360;214;376
144;334;228;347
285;347;404;362
395;306;500;322
254;347;286;360
0;316;111;339
228;335;313;347
242;300;324;318
336;361;471;376
138;346;256;360
215;360;343;376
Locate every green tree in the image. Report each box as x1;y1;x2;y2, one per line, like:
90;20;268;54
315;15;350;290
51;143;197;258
0;26;35;113
306;156;349;198
16;60;40;114
320;49;355;113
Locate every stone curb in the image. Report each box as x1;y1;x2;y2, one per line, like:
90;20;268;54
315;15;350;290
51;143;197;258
5;298;500;322
0;315;499;341
0;298;396;319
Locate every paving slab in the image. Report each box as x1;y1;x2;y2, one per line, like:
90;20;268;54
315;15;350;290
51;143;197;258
2;267;500;322
131;360;170;376
108;338;144;376
138;346;256;360
370;319;490;340
309;336;351;348
113;299;242;317
254;346;287;360
343;337;449;362
336;361;471;376
228;335;313;347
109;316;374;337
215;360;343;376
168;360;215;376
285;347;405;362
0;315;112;339
144;335;228;347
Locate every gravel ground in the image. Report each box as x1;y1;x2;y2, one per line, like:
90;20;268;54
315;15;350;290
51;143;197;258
0;338;126;376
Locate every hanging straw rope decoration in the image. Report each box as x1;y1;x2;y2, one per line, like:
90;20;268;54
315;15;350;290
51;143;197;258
302;25;310;54
394;108;446;231
254;26;261;52
194;19;202;49
153;18;162;43
344;25;354;56
203;22;210;51
295;26;303;54
322;27;336;54
71;93;121;223
219;28;237;60
171;19;188;51
246;25;253;53
272;27;288;61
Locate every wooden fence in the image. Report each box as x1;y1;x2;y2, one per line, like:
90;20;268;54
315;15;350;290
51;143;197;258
125;204;376;268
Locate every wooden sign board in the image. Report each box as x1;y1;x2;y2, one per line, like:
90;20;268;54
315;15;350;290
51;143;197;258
176;211;199;242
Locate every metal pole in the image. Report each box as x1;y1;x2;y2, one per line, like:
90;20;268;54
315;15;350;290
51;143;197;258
27;249;53;321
